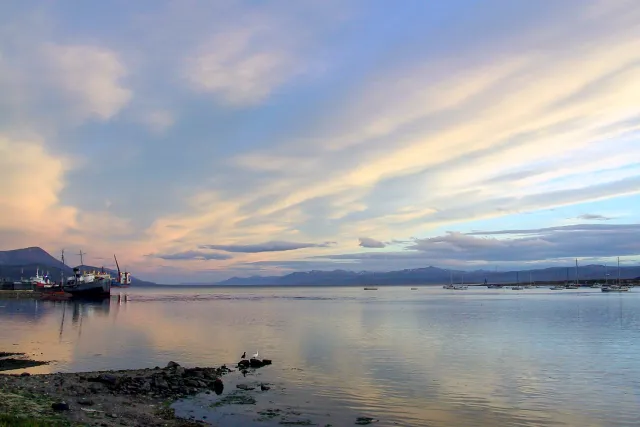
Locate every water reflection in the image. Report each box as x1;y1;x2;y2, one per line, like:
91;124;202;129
0;288;638;426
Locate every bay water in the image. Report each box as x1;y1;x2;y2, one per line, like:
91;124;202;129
1;286;639;426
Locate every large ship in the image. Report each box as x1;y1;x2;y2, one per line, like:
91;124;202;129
61;250;113;298
111;255;132;288
62;267;111;298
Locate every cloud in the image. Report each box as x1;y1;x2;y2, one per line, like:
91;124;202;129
0;134;76;247
577;213;612;221
200;240;335;253
138;109;175;134
408;224;640;261
151;250;232;261
300;223;640;272
43;44;131;121
358;237;386;248
183;12;312;106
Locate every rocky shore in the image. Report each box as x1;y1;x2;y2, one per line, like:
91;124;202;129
0;358;272;426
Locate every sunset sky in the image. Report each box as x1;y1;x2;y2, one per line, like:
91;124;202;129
1;0;640;283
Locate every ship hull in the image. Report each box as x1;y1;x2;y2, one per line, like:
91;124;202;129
63;278;110;298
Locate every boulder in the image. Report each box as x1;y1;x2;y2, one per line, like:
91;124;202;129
77;397;94;406
249;358;264;368
166;361;180;369
213;378;224;395
51;402;70;411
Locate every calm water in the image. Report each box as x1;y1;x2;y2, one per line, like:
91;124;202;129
2;286;640;426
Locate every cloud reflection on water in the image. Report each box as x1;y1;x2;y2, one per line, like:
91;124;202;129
0;288;638;426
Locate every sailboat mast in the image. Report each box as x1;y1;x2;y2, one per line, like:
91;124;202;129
60;249;65;286
605;264;607;285
617;256;620;286
575;259;579;286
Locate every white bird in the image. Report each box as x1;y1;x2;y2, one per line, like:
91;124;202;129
252;351;259;359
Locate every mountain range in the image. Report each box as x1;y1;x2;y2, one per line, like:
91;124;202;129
2;247;639;287
213;264;640;286
0;247;155;286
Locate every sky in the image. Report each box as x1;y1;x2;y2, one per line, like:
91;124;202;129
1;0;640;284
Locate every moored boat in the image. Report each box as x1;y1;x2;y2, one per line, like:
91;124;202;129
63;267;111;298
111;254;132;288
602;285;629;292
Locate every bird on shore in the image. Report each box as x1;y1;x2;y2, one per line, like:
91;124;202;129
241;351;246;359
252;351;259;359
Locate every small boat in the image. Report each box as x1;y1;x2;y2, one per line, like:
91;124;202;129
550;285;566;290
601;257;629;292
511;286;524;290
443;270;455;289
410;288;418;290
363;287;378;290
602;285;629;292
486;284;503;289
589;283;603;288
453;285;468;290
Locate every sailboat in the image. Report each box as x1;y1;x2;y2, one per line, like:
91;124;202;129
453;273;468;290
443;270;455;289
565;260;580;289
512;271;524;290
602;257;630;292
590;264;605;288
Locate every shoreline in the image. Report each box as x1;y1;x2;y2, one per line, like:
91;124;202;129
0;358;259;427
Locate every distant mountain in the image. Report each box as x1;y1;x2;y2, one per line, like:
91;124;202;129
214;264;640;286
0;247;65;269
0;247;155;286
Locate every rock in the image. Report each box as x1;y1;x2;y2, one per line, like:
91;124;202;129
51;402;70;411
262;359;272;365
249;358;264;368
88;383;103;393
20;372;31;377
175;366;185;376
213;378;224;395
166;361;180;369
153;377;169;389
260;384;270;391
236;383;255;390
77;397;94;406
106;413;118;418
185;379;200;387
96;374;119;386
140;381;151;392
238;360;250;369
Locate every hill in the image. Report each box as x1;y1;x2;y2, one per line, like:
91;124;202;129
0;247;65;269
213;264;640;286
0;247;155;286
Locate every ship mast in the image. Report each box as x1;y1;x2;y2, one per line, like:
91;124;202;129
78;250;86;273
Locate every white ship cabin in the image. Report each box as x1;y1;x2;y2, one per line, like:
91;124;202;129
119;272;132;285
